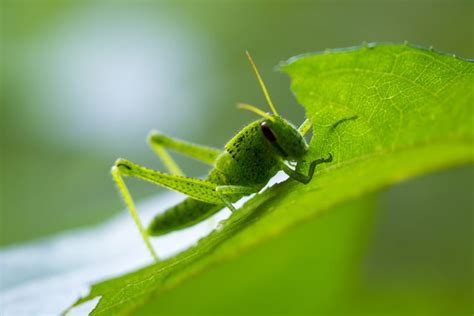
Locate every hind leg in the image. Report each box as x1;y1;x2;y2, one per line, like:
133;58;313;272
112;159;255;260
148;131;221;176
112;167;159;261
112;160;220;261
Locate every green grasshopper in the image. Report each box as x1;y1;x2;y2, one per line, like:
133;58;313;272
112;52;332;261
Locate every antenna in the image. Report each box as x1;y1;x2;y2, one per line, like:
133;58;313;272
237;103;274;121
245;51;279;116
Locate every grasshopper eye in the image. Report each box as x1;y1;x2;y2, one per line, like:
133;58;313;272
260;121;277;142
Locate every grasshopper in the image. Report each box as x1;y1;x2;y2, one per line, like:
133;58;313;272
112;52;332;261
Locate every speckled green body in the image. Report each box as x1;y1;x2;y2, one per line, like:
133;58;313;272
148;118;305;236
113;110;328;263
113;53;329;260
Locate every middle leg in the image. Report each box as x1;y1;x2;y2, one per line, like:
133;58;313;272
215;185;260;212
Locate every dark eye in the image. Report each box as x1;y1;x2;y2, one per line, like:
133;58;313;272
260;121;276;142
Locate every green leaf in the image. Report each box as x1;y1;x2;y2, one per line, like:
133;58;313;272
69;43;473;315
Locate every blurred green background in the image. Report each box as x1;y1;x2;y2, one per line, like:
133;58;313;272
1;0;472;312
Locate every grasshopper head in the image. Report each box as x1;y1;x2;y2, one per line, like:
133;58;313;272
260;116;308;161
241;52;308;161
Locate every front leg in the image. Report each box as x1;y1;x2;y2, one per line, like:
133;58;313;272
279;154;333;184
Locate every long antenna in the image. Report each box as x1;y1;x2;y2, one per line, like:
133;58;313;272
237;103;275;121
245;51;279;116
